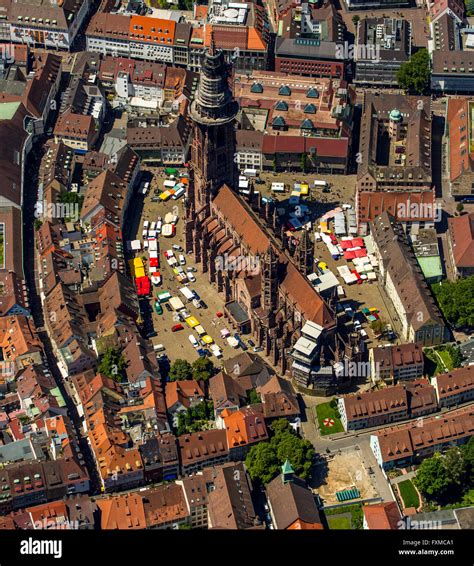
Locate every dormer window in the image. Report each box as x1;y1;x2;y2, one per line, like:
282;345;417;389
251;82;263;93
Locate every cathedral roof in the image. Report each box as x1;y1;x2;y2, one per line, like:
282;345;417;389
212;186;335;328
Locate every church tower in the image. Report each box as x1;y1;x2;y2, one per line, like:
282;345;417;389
261;245;279;314
294;230;313;275
185;40;239;254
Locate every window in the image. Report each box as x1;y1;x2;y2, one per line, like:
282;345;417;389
279;85;291;96
275;100;288;111
272;116;286;128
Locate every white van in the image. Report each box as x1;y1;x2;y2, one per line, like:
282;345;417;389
156;220;162;234
179;254;186;266
189;335;198;348
153;344;165;353
314;180;328;188
150;221;156;231
243;168;258;177
173;187;186;199
143;220;150;230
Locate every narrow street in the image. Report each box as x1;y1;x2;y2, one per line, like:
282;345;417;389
22;141;101;494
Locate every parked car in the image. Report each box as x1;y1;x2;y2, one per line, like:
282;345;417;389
165;303;172;312
200;300;208;309
171;324;184;332
188;273;196;283
154;302;163;315
248;339;255;347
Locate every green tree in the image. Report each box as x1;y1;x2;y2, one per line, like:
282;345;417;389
274;432;315;480
34;219;43;231
192;357;215;382
456;202;464;214
247;388;261;404
59;191;84;208
352;15;360;25
370;318;387;336
272;157;277;173
443;447;467;487
169;359;193;381
245;442;280;484
463;437;474;484
98;347;126;382
270;418;291;437
245;419;314;484
447;345;463;368
414;452;453;498
432;277;474;330
396;49;430;95
466;0;474;16
300;152;308;173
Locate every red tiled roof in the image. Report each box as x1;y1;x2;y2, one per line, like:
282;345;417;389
434;365;474;398
358;191;436;223
363;502;401;529
446;98;472;183
212;186;335;326
448;213;474;268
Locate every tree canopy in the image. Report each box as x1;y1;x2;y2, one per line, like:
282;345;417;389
176;400;214;435
169;358;215;382
414;447;469;502
396;49;430;95
98;348;127;382
463;437;474;484
245;442;281;485
169;359;193;381
431;277;474;330
245;419;315;484
414;453;453;497
191;357;215;382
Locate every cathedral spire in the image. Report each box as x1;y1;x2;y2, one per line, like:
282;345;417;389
209;27;216;57
189;45;238;125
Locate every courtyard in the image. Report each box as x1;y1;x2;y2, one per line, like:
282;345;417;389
312;448;379;506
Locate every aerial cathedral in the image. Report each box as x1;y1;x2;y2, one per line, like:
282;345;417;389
185;44;360;391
